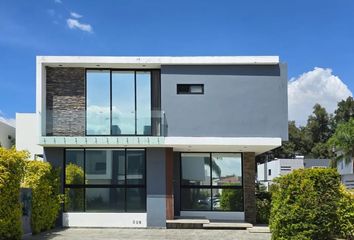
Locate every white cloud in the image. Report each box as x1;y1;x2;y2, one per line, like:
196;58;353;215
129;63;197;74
288;67;353;126
54;0;62;3
70;12;83;19
66;18;93;33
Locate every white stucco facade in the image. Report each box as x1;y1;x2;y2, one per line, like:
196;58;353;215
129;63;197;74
0;120;15;149
16;113;43;159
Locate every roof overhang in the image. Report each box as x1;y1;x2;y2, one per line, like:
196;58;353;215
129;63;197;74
39;136;281;155
37;56;280;69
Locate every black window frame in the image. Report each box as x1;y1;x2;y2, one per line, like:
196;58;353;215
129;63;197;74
177;84;204;95
180;152;244;212
63;148;147;213
85;69;159;137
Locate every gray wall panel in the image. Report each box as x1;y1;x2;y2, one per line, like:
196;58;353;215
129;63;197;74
161;64;288;140
146;148;166;227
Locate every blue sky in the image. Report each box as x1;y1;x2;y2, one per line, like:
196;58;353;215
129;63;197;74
0;0;353;125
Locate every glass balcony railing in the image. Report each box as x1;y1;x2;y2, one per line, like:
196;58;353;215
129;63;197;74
43;110;167;137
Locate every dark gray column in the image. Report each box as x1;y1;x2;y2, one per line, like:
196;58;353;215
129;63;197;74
243;152;256;224
146;148;166;227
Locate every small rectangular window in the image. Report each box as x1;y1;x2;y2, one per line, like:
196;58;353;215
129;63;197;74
268;169;271;176
177;84;204;94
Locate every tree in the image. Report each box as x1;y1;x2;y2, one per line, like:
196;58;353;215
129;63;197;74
307;104;332;143
333;96;354;125
328;118;354;164
304;104;333;158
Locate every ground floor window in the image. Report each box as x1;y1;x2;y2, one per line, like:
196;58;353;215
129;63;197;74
180;152;243;211
64;148;146;212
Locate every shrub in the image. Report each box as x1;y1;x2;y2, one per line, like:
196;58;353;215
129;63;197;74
270;168;341;240
256;183;271;224
22;161;62;234
337;185;354;239
0;147;27;240
64;163;84;211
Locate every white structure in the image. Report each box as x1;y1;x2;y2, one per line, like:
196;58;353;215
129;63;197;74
16;113;43;159
0;120;15;149
257;158;332;188
257;158;304;186
337;158;354;189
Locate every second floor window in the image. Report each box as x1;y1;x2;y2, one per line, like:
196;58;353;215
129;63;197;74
86;70;151;135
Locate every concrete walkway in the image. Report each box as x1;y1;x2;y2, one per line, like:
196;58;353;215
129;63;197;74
23;228;271;240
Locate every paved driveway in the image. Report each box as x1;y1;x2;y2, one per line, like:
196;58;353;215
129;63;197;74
23;228;271;240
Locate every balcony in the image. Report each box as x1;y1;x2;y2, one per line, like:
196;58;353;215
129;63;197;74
40;110;167;147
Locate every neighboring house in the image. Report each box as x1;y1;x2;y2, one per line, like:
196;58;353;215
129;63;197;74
257;158;331;188
303;158;331;169
0;120;15;149
257;158;304;187
337;158;354;189
16;113;43;159
34;56;288;227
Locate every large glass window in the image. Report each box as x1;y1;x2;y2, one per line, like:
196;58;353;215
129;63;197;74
136;72;151;135
64;149;146;212
126;149;145;185
181;152;243;212
211;153;242;186
112;71;135;135
181;153;210;185
86;70;111;135
86;70;152;136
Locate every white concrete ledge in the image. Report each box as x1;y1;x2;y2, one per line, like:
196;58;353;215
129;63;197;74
37;56;279;68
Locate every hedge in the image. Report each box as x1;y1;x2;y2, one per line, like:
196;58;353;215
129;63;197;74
22;161;62;234
270;168;342;240
256;183;272;224
337;185;354;239
0;148;27;240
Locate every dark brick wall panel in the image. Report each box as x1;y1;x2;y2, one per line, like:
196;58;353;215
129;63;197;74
243;152;256;223
46;67;85;136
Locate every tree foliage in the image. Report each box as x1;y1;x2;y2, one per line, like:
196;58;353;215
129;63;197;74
0;147;27;240
258;96;354;161
328;118;354;164
270;168;342;240
22;161;62;234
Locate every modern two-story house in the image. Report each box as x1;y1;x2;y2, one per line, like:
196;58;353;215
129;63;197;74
35;56;288;228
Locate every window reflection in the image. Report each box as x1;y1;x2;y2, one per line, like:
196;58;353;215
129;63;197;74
181;188;211;210
181;152;243;211
86;188;125;212
112;71;135;135
212;153;242;186
86;70;111;135
64;149;146;213
86;70;152;136
181;153;210;185
65;150;84;185
136;72;151;135
127;149;145;185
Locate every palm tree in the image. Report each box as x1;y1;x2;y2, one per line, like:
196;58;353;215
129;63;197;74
328;118;354;166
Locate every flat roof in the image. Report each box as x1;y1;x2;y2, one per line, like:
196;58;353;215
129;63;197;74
37;56;280;68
